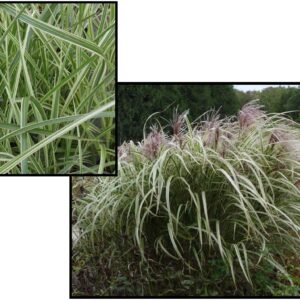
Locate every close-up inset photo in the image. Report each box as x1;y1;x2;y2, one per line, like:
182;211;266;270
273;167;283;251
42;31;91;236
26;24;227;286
0;2;116;174
71;83;300;297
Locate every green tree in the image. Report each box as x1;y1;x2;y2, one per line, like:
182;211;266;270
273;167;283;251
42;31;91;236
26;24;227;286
118;84;239;144
283;87;300;121
260;87;286;113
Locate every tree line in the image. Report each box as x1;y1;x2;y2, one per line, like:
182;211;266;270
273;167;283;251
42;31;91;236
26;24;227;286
118;84;300;144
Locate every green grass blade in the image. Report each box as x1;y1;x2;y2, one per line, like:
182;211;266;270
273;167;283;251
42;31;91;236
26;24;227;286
0;101;114;174
0;4;106;58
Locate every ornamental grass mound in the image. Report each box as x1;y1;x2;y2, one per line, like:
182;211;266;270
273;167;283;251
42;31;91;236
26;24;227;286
73;101;300;296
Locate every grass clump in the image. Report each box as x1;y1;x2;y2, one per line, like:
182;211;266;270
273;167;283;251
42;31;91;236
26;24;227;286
72;101;300;296
0;3;115;174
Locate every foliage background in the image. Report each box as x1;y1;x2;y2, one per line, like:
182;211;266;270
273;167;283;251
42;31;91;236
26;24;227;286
118;84;300;144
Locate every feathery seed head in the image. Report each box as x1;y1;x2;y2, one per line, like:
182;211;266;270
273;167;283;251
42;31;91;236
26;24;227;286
140;125;168;160
238;100;266;128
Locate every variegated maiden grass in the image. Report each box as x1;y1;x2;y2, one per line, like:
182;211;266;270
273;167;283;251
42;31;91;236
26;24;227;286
0;3;115;174
73;102;300;295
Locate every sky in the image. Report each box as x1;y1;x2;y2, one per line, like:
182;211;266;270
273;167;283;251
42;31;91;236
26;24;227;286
234;84;299;92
